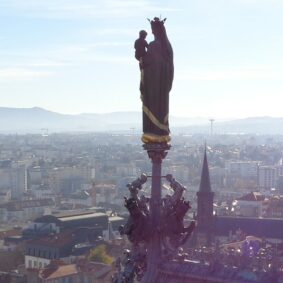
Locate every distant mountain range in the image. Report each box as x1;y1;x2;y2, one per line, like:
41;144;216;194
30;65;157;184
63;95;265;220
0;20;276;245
0;107;283;134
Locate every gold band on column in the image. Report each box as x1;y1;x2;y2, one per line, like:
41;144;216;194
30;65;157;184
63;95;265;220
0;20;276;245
142;133;171;143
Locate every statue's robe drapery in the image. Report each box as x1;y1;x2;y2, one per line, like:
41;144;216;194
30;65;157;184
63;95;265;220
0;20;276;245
140;36;174;140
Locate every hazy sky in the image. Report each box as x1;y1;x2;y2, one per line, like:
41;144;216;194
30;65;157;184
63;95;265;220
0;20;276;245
0;0;282;118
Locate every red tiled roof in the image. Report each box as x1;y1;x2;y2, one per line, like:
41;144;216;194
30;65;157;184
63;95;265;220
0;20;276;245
39;263;79;280
0;198;54;211
76;259;112;279
27;229;77;248
237;192;265;202
0;229;21;240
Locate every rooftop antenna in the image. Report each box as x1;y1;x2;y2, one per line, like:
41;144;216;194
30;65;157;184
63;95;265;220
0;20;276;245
209;119;215;136
41;128;49;137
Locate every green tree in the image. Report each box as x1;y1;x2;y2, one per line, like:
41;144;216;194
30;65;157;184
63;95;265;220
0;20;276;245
88;245;114;265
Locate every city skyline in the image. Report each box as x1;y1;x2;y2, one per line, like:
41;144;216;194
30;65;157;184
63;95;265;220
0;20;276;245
0;0;283;118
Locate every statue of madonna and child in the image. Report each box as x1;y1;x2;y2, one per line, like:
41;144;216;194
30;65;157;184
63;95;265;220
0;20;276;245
134;17;174;144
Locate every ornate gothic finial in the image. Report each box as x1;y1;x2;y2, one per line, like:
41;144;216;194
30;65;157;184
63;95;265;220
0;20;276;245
127;174;148;194
199;146;211;193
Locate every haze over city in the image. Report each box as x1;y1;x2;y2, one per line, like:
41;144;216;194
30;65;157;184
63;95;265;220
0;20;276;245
1;0;283;118
2;2;283;282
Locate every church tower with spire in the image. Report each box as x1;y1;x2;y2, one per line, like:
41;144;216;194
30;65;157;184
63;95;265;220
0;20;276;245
196;146;214;246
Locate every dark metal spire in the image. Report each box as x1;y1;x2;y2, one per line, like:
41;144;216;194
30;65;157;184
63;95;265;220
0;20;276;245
199;146;211;192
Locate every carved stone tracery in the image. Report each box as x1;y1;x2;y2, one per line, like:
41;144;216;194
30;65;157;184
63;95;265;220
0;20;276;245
113;145;195;282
